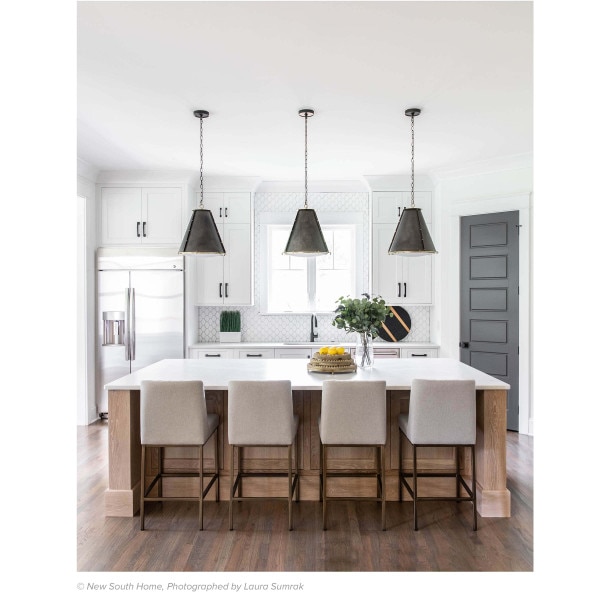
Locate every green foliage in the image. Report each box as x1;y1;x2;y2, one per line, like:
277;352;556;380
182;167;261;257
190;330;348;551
220;310;241;332
332;293;391;339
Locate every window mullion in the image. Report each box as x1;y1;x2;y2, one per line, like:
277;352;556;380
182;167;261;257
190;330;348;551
307;257;316;311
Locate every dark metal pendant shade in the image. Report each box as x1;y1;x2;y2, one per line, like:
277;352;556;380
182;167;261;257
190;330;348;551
179;209;225;255
283;208;329;256
388;207;437;255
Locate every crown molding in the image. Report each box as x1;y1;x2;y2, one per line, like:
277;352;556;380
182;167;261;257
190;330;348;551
362;174;433;191
430;153;533;184
77;158;100;182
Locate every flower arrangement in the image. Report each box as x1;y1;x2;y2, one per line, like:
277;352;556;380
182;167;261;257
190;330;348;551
332;294;391;367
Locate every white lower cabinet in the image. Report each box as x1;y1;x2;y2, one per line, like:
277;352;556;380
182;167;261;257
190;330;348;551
236;348;275;359
275;348;318;359
400;348;439;358
189;348;235;359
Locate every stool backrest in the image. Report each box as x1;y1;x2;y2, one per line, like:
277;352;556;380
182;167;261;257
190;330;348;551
228;380;295;445
320;380;387;445
140;380;208;445
407;379;476;445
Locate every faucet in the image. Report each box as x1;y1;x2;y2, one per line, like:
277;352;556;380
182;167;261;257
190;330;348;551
310;314;318;342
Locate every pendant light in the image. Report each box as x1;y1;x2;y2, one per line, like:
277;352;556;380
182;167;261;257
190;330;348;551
179;110;226;255
388;108;437;255
283;109;329;257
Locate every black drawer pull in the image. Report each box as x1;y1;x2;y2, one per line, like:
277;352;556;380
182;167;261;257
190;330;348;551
246;353;262;357
225;207;228;218
225;283;229;297
411;353;427;357
397;283;401;297
136;222;141;237
404;282;407;297
219;283;223;298
219;207;222;218
205;353;221;358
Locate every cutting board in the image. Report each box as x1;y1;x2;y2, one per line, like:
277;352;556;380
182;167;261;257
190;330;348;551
378;306;411;342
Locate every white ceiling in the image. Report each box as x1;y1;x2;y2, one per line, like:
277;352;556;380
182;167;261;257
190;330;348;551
77;1;533;181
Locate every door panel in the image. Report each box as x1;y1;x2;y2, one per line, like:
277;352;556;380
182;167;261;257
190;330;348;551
460;211;519;431
129;269;184;371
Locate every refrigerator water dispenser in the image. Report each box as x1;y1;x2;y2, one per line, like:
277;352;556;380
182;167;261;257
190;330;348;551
103;311;125;346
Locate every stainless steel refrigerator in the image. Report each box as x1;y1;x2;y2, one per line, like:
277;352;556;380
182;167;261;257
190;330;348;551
96;247;184;418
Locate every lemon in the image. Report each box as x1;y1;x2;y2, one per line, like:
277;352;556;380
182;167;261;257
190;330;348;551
336;347;345;355
319;346;329;355
327;348;337;355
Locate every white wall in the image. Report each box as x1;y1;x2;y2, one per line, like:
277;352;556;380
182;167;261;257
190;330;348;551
77;161;98;425
434;154;533;434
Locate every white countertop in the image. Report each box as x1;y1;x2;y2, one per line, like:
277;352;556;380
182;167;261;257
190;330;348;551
189;341;439;348
105;358;508;391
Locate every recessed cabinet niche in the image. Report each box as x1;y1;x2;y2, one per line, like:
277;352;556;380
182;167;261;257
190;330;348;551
371;191;433;305
100;187;184;246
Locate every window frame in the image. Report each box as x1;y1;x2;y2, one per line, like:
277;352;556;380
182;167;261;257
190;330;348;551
259;211;364;315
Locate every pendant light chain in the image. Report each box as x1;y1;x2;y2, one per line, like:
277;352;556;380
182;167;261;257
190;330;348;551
199;114;204;208
304;112;308;209
410;113;415;208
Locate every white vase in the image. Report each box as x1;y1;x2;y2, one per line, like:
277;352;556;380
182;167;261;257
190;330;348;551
355;332;374;368
219;332;241;343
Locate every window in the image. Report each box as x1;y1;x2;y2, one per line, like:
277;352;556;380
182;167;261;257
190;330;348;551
261;213;362;313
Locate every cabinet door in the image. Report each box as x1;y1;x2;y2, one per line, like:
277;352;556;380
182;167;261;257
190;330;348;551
195;225;226;305
372;223;402;304
400;348;438;358
223;192;251;224
372;191;404;223
223;224;252;305
198;193;225;222
190;348;235;359
101;188;142;245
400;255;432;304
142;187;183;244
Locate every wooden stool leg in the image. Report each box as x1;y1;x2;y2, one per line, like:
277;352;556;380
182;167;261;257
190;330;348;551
229;445;235;530
472;445;477;531
140;445;146;531
413;443;418;531
288;445;293;531
322;445;328;530
381;445;386;531
199;444;204;530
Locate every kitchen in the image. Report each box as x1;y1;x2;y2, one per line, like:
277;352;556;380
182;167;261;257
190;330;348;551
71;0;540;586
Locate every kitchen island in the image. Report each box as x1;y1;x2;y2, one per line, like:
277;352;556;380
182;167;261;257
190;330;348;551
104;358;510;519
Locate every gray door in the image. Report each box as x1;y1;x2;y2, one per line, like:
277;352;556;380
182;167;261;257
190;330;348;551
460;211;519;431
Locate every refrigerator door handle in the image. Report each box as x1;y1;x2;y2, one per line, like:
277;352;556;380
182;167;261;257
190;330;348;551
131;287;136;360
125;287;131;360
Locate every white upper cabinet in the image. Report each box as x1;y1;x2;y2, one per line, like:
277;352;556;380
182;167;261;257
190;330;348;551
371;189;434;306
194;192;253;306
196;192;251;224
372;191;432;224
101;187;183;246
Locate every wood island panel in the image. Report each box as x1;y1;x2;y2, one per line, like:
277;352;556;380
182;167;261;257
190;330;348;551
107;384;510;518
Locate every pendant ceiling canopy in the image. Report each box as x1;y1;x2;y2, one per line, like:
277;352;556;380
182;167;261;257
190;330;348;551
388;108;437;255
179;110;226;255
283;109;329;257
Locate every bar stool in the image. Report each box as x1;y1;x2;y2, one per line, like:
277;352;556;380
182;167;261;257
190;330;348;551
319;380;387;530
399;379;477;531
228;380;299;530
140;380;219;530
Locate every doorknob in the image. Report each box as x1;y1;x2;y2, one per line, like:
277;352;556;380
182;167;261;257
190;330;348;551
459;342;470;348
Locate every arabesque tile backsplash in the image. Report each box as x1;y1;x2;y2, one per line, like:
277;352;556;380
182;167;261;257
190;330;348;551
196;191;430;343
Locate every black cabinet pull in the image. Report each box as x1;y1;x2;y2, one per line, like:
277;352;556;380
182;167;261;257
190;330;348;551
246;353;262;357
225;283;229;297
411;353;427;357
137;222;141;237
219;283;223;298
225;207;228;218
205;353;221;358
398;207;401;217
142;222;147;237
397;283;401;297
459;342;470;348
219;207;222;218
404;282;407;297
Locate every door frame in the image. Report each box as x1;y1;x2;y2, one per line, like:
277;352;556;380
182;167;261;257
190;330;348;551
445;193;532;435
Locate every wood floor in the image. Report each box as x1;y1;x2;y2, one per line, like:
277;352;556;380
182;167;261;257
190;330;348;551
77;421;533;572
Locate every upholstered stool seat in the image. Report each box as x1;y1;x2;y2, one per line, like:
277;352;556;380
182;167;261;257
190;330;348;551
319;380;387;530
140;380;219;530
228;380;299;530
399;379;477;531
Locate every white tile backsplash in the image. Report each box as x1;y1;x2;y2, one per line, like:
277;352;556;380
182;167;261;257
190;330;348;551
196;191;431;343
